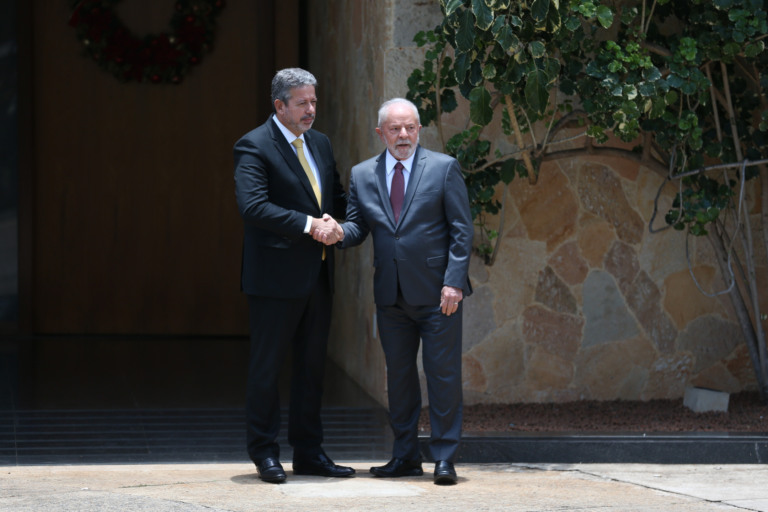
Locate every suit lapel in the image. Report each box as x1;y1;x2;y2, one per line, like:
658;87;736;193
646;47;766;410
397;146;425;225
374;152;395;225
304;131;325;209
269;118;321;211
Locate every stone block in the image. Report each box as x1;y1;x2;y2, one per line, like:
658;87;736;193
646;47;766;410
683;386;729;413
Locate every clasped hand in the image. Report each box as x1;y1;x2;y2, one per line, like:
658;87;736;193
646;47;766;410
311;214;343;245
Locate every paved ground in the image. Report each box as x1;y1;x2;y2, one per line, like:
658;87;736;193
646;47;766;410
2;461;767;511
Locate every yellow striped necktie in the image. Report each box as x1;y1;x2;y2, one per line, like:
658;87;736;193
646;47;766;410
291;138;321;207
291;138;325;260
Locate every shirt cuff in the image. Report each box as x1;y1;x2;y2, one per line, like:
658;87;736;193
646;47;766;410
303;215;313;234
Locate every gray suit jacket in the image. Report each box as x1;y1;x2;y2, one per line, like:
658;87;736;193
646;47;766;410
341;146;473;306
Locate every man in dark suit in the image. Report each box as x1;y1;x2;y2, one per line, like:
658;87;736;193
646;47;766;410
317;98;473;485
234;68;351;483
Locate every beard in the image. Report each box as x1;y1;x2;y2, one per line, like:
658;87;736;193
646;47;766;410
391;134;419;160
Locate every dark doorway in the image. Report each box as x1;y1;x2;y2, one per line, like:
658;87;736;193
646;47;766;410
6;0;374;410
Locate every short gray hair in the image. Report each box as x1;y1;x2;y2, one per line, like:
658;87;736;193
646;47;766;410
377;98;420;127
271;68;317;111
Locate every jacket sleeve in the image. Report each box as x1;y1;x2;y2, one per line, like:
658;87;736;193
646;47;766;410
442;158;474;294
340;168;370;248
234;135;307;240
316;134;348;220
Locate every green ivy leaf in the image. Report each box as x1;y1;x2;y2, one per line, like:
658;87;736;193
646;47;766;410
454;51;471;83
564;15;581;31
620;6;638;25
666;74;684;89
440;89;458;112
491;0;512;9
647;97;665;118
544;57;561;82
665;210;681;226
560;76;576;95
493;17;520;53
470;58;485;85
500;159;517;183
482;63;498;79
713;0;734;9
745;40;765;57
678;37;698;61
596;5;614;28
587;124;606;141
469;86;494;125
472;0;495;30
690;224;708;236
442;0;464;16
722;41;741;56
681;80;698;95
637;81;656;97
456;9;476;53
529;40;547;58
665;90;679;105
531;0;550;23
525;68;550;115
642;66;662;82
608;60;625;73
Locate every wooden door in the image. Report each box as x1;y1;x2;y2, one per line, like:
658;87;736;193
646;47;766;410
23;0;296;334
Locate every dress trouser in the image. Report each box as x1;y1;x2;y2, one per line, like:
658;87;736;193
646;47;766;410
245;262;331;463
376;295;463;462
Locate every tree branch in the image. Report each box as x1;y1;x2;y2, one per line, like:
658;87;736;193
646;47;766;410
640;40;672;58
720;61;744;161
504;95;537;184
541;145;669;177
705;63;724;142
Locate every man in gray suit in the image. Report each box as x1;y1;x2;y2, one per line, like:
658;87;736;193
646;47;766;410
317;98;473;484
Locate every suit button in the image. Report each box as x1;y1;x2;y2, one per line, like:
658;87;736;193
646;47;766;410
395;236;400;240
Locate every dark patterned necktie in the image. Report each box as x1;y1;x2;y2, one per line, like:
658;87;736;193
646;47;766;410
390;162;404;223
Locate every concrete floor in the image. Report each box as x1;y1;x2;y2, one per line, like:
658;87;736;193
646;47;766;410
2;462;767;511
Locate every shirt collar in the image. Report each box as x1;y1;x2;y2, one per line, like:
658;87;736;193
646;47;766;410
385;151;416;175
272;114;305;145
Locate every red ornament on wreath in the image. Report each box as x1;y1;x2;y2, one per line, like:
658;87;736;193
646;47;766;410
68;0;225;84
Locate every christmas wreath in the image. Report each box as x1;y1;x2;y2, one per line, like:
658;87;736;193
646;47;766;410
68;0;225;84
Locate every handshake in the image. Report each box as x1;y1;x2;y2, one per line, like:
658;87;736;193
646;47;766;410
311;214;344;245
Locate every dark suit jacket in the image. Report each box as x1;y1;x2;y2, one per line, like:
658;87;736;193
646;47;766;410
234;117;347;298
341;146;473;306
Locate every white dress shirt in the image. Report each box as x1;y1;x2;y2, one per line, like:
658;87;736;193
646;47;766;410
384;151;415;195
272;115;321;233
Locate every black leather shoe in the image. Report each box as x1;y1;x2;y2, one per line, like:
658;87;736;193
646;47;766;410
256;457;286;483
433;460;457;485
293;452;356;477
370;458;424;478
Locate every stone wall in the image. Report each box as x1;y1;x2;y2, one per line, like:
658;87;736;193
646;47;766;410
307;0;431;405
460;155;762;404
309;0;763;406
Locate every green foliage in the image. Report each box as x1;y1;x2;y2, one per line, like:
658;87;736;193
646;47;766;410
406;0;768;245
665;175;735;235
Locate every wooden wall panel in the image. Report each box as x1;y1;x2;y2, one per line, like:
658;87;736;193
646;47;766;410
28;1;287;334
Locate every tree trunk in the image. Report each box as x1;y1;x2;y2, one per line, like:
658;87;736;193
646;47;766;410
707;229;768;402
